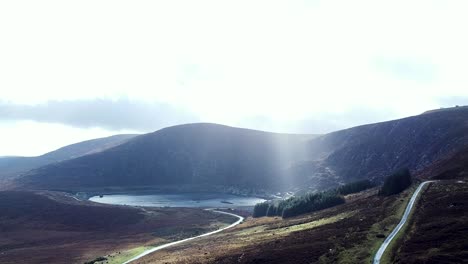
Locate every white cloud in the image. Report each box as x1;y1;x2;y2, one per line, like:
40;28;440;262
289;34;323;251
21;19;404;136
0;121;133;156
1;0;468;155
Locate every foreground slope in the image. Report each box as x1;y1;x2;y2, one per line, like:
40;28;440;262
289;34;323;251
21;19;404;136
0;191;236;264
391;146;468;263
133;180;467;264
393;181;468;263
0;134;137;181
133;185;416;263
134;149;468;264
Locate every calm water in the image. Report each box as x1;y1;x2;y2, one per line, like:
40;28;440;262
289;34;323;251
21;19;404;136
89;192;265;208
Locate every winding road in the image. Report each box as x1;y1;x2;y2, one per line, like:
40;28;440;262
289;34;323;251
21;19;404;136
373;181;434;264
123;209;244;264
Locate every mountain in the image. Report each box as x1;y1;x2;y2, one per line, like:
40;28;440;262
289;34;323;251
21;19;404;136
0;134;137;180
289;107;468;189
15;108;468;192
17;124;315;191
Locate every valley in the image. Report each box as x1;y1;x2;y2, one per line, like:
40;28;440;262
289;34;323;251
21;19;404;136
2;1;468;263
12;108;468;194
124;179;467;264
130;184;415;263
1;108;467;263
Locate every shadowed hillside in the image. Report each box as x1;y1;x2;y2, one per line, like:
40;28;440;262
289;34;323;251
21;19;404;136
416;145;468;180
290;108;468;189
15;108;468;193
18;124;314;191
0;134;137;180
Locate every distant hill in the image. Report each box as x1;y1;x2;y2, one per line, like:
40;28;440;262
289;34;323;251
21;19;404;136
422;105;468;115
0;134;137;180
17;124;315;191
16;108;468;193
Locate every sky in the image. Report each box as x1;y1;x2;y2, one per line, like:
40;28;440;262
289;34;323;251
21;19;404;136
1;0;468;156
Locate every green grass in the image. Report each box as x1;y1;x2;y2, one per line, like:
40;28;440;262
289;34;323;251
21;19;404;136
379;182;432;264
274;212;354;235
233;212;354;244
330;184;418;264
93;218;235;264
95;246;152;264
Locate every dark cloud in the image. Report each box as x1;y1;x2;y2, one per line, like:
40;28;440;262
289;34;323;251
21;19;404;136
436;96;468;108
0;99;199;131
238;107;399;134
0;99;404;134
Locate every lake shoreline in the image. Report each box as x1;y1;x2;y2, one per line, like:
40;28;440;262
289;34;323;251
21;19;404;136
89;192;266;209
69;184;278;201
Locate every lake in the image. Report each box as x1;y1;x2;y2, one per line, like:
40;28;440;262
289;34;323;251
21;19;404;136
89;192;265;208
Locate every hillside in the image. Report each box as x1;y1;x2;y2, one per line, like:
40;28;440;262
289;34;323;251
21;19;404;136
129;148;468;264
393;181;468;263
416;145;468;180
16;108;468;193
129;182;419;263
290;108;468;189
127;179;467;264
0;134;137;180
0;191;235;264
17;124;314;191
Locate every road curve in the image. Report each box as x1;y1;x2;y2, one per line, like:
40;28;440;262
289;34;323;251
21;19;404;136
123;209;244;264
373;181;434;264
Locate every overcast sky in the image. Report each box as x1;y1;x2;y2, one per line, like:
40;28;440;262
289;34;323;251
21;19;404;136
1;0;468;156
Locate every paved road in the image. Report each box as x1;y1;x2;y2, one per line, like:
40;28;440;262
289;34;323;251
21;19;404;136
373;181;434;264
123;209;244;264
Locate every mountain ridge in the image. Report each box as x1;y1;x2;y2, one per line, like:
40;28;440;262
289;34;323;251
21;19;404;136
0;134;138;180
289;108;468;191
14;108;468;193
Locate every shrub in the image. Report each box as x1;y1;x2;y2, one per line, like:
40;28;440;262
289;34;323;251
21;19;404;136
253;202;269;217
379;168;412;196
336;179;375;195
253;191;345;218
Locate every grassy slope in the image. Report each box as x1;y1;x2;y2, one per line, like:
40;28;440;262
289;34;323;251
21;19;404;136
96;246;152;264
378;182;430;264
331;185;418;264
135;187;418;264
96;217;235;264
393;180;468;263
0;191;236;264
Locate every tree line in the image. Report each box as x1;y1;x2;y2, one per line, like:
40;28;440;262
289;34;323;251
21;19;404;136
254;169;412;219
335;179;375;195
253;179;377;218
379;168;412;196
253;191;345;218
